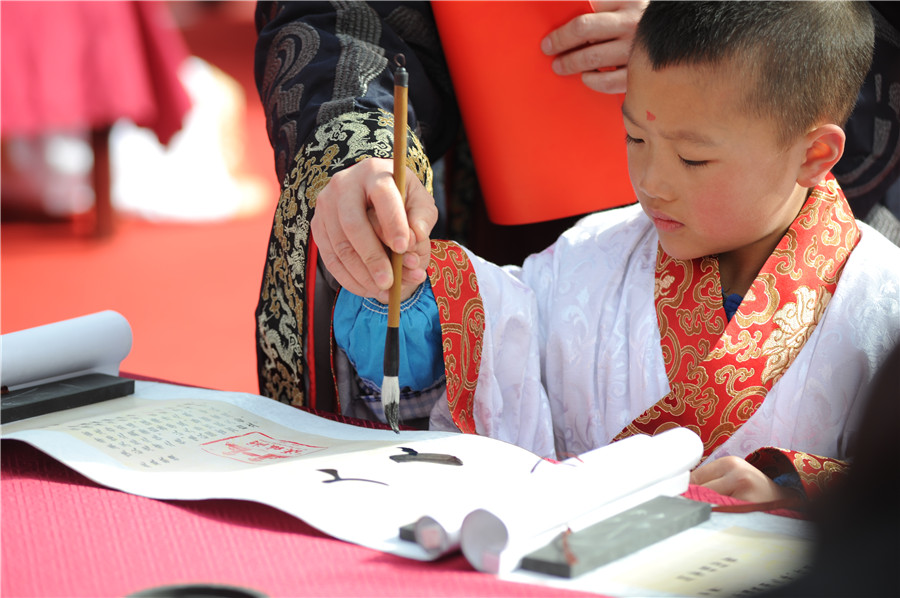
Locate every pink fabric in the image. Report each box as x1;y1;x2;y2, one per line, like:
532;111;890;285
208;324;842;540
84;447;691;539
0;1;190;144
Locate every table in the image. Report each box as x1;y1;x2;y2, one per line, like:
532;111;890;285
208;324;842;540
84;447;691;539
2;431;800;598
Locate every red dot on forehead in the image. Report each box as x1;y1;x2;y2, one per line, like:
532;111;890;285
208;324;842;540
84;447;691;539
646;110;656;121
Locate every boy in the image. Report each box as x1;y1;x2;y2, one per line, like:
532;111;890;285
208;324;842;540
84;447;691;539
328;2;898;502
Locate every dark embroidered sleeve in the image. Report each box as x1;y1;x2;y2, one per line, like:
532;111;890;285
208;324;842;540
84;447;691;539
255;110;432;407
254;1;459;183
252;1;461;408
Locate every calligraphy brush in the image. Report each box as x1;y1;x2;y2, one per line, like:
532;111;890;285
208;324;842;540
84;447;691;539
382;54;409;434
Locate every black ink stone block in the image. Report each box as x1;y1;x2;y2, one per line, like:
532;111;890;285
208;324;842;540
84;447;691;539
520;495;712;578
1;373;135;424
398;522;417;542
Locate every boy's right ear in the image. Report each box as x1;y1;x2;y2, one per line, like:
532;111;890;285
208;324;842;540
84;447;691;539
796;124;845;188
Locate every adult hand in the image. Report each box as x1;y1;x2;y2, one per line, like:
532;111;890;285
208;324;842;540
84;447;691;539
690;456;802;504
541;0;646;94
311;157;438;303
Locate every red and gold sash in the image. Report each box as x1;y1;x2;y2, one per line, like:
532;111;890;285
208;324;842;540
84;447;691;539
427;240;484;434
615;175;860;458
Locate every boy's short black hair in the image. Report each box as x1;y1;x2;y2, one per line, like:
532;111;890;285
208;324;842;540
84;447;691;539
634;1;875;147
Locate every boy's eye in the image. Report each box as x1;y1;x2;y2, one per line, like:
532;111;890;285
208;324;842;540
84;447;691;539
625;133;644;145
679;157;709;168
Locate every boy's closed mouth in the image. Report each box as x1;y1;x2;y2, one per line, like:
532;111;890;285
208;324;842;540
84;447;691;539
646;208;684;232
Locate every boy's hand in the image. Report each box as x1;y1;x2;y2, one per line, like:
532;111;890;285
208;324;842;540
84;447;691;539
311;158;437;303
690;456;801;504
541;0;647;95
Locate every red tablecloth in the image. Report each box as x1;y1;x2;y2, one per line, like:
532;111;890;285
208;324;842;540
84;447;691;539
1;1;190;144
1;436;801;598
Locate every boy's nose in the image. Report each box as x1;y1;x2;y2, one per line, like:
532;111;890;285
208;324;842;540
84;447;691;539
637;161;670;202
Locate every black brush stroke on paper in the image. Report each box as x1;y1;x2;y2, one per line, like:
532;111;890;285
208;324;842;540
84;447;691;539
317;468;388;486
389;447;463;466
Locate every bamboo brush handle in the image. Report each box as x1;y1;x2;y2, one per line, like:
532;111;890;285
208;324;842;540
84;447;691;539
388;57;409;329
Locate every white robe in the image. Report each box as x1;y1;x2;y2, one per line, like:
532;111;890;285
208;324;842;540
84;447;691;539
429;204;900;463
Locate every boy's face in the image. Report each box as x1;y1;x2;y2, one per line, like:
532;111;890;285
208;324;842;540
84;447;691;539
622;49;810;275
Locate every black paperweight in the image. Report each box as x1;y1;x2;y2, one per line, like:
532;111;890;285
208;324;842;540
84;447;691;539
1;373;135;424
521;495;711;578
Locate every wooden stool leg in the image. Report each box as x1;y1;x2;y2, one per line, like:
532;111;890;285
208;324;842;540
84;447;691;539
90;126;114;237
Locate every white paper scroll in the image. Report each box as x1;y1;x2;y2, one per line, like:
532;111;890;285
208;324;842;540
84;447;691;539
413;428;704;573
0;310;132;391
